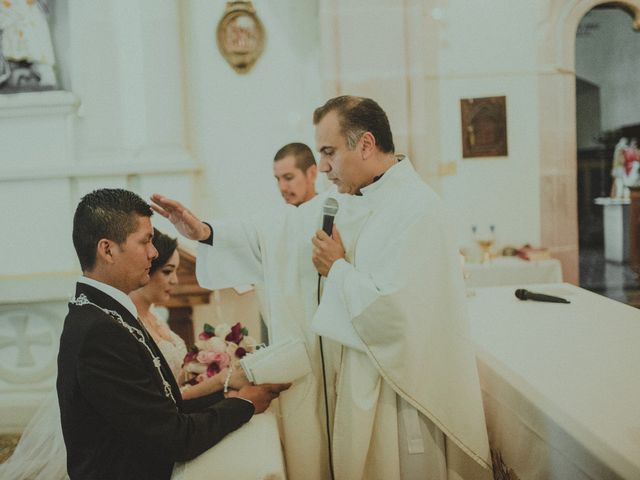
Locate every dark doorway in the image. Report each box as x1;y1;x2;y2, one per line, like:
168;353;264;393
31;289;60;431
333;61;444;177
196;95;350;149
575;6;640;306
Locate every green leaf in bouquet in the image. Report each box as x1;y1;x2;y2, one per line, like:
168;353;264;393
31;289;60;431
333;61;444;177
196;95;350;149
241;327;249;336
203;323;215;334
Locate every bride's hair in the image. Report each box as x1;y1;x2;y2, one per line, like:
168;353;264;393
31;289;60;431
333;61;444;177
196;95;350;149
150;228;178;275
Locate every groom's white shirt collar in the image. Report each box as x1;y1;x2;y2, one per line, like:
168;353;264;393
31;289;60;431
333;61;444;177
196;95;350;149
78;276;139;319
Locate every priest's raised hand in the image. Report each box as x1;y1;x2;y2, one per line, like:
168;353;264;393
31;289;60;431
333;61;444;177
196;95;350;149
150;193;211;241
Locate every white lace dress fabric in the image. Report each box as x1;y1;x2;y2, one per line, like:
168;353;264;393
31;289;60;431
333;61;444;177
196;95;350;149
0;390;68;480
0;320;187;480
156;330;187;381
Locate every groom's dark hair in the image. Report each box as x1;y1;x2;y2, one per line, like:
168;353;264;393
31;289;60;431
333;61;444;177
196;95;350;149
73;188;153;271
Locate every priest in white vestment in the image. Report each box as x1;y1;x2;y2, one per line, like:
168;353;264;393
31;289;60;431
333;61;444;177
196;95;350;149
309;96;491;479
150;95;492;479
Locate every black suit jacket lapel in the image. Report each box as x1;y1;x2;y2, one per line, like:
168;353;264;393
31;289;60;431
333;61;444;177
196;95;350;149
74;283;184;407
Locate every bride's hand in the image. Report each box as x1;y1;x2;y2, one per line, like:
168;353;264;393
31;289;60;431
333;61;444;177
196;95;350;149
228;367;251;390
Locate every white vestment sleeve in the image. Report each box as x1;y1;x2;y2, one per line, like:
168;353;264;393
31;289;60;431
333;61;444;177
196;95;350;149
312;259;376;352
196;218;264;290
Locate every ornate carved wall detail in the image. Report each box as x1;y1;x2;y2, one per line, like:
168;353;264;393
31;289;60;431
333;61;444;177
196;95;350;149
0;308;58;384
216;1;265;74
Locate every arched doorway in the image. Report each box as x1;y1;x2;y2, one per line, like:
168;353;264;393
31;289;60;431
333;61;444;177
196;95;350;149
575;5;640;304
536;0;640;288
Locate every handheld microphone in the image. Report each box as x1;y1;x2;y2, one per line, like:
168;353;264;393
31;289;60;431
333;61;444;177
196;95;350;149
515;288;570;304
322;198;339;236
318;196;339;480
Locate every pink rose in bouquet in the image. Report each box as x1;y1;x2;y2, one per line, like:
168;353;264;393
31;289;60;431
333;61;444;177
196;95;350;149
182;322;257;386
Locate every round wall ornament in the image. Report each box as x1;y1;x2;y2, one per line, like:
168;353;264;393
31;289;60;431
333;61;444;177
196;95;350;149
216;1;265;74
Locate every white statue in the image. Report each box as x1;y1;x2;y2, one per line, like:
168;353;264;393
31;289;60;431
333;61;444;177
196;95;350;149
610;137;628;198
0;0;57;91
622;138;640;198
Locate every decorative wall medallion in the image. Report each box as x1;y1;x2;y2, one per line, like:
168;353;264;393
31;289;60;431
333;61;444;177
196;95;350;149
461;96;508;158
216;1;265;74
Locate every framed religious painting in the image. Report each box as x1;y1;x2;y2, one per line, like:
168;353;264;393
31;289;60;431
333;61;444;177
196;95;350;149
460;96;508;158
216;1;265;74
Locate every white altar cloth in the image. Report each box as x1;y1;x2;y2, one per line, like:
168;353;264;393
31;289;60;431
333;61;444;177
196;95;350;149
468;283;640;479
465;257;563;288
172;411;286;480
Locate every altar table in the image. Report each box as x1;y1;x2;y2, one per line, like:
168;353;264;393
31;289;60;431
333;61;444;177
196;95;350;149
468;284;640;479
465;257;563;288
171;411;286;480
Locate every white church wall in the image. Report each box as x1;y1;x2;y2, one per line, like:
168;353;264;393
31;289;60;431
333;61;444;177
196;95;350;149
181;0;323;220
436;0;542;250
0;0;199;428
181;0;323;331
440;76;542;251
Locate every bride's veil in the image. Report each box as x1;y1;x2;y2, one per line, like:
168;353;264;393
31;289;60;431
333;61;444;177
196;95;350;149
0;389;68;480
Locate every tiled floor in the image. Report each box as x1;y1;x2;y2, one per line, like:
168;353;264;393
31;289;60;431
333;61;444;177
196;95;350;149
579;246;640;307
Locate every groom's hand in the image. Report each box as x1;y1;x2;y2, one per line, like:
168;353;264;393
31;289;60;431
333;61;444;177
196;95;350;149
150;194;211;241
232;383;291;414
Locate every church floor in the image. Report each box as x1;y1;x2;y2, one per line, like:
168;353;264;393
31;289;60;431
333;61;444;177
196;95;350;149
579;246;640;308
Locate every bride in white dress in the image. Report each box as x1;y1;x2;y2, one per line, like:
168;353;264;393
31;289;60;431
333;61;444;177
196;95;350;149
0;230;285;480
129;230;248;401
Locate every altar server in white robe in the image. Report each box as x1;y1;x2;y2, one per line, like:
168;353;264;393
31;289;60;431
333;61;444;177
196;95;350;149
150;96;491;479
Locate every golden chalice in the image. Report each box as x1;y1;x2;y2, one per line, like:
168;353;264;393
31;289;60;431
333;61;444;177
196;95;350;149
472;225;496;264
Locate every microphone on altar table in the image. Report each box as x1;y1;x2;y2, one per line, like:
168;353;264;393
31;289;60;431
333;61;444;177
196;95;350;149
322;197;339;236
515;288;570;304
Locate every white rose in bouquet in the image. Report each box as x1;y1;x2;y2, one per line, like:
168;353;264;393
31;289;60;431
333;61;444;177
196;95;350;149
205;336;227;353
214;323;232;340
240;335;258;353
226;342;238;357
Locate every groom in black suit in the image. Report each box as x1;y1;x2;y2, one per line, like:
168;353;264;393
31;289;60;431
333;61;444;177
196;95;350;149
57;189;288;480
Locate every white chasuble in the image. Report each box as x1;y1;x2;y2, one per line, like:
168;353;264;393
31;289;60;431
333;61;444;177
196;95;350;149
196;196;343;480
312;159;492;480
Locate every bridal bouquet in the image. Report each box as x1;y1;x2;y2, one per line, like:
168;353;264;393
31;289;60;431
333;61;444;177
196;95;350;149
182;322;259;385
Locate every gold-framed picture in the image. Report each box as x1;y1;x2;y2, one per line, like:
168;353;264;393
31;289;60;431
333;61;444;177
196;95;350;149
216;1;265;75
460;96;508;158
